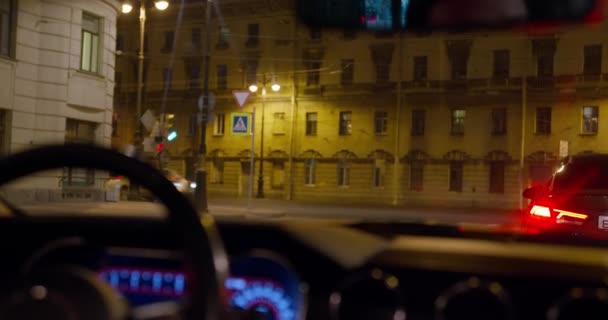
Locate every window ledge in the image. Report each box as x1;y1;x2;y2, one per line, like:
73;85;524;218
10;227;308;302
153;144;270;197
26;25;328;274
0;55;16;63
212;134;224;137
76;69;104;80
375;133;388;136
304;184;316;187
580;132;598;136
273;133;286;136
534;132;551;136
338;185;350;189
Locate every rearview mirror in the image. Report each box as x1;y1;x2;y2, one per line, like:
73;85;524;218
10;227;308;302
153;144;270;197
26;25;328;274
523;185;546;199
297;0;600;31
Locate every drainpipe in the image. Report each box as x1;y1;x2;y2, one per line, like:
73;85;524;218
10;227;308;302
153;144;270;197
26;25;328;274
392;31;403;205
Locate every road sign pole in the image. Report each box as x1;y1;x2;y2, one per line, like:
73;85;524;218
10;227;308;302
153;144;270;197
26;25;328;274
248;108;255;210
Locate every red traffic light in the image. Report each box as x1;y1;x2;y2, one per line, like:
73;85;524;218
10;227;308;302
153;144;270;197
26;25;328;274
156;143;164;152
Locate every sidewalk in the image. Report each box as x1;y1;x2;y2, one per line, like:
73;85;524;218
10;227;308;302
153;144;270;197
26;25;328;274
18;198;520;226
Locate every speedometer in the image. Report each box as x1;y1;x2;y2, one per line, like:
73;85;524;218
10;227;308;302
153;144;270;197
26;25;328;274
227;252;305;320
228;277;296;320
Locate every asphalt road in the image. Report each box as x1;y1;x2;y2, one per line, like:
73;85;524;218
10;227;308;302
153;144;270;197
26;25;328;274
18;198;520;226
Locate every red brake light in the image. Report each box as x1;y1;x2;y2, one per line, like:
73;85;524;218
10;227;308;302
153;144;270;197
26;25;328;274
530;205;552;218
554;209;588;221
529;205;589;223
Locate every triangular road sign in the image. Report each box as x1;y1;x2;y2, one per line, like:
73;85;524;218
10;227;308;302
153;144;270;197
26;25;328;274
233;90;251;108
233;117;247;132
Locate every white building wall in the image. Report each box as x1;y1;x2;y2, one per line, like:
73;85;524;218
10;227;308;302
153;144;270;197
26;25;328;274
0;0;119;200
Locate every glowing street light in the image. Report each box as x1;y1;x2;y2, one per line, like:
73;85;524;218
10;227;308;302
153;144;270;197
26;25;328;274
121;3;133;13
154;0;169;10
248;84;258;93
271;83;281;92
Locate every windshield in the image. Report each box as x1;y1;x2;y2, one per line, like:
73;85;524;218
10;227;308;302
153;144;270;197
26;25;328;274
2;0;608;241
553;159;608;192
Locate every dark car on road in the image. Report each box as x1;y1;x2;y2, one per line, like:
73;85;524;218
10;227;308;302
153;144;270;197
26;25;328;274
523;154;608;238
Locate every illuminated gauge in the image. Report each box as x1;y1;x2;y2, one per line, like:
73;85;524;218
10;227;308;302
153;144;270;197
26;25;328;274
435;277;512;320
227;252;305;320
547;287;608;320
329;269;406;320
228;278;296;320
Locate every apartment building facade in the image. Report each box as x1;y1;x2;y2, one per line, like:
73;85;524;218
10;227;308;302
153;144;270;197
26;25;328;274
112;0;608;209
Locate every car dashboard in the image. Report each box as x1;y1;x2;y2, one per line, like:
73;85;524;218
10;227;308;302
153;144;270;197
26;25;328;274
2;216;608;320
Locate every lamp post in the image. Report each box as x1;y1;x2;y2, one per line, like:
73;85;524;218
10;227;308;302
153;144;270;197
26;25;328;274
121;0;169;150
249;73;280;199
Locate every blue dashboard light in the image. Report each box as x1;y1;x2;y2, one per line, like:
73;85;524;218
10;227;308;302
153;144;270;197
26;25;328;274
226;277;247;290
174;274;185;293
153;272;162;290
130;271;140;288
110;271;119;287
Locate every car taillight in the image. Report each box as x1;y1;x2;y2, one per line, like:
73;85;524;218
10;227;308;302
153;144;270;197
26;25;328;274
554;209;588;221
529;205;588;223
530;205;552;218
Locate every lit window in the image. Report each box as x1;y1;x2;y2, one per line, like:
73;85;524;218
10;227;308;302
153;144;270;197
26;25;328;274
0;0;14;56
306;112;317;136
81;13;101;73
374;111;388;135
214;113;225;135
339;111;352;135
582;106;599;134
451;109;465;135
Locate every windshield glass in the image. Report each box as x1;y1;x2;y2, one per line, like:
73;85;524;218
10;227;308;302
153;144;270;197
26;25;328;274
553;159;608;191
2;0;608;241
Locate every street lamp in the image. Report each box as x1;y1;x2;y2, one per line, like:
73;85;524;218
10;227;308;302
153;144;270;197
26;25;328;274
249;74;280;199
121;0;168;198
121;3;133;13
154;0;169;10
120;0;169;150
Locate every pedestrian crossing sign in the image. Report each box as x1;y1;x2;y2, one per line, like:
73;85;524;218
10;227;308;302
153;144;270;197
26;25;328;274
231;113;251;136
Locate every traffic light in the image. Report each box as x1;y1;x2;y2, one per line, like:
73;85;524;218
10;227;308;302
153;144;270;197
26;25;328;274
167;131;177;141
156;143;165;153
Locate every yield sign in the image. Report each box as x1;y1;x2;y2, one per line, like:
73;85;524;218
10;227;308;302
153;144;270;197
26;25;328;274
232;90;251;109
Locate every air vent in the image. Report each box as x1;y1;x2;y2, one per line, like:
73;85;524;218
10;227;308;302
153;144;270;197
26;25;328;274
435;277;512;320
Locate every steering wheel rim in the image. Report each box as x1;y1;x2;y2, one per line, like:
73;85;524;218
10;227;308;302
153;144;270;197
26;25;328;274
0;143;228;320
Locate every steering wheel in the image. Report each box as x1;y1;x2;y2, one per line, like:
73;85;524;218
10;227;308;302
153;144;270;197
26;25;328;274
0;144;228;320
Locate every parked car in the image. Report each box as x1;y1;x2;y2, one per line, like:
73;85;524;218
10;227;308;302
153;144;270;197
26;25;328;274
523;153;608;238
110;168;195;200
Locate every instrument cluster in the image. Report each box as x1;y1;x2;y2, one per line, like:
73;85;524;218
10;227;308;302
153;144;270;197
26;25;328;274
98;249;306;320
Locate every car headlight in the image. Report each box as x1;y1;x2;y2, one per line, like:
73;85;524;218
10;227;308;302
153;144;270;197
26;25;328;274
190;182;197;189
173;182;184;190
